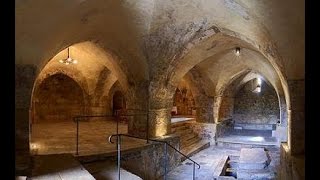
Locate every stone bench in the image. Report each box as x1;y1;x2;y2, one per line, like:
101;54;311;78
234;123;276;130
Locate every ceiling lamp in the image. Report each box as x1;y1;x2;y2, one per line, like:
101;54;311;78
59;47;78;65
253;77;262;93
235;47;240;56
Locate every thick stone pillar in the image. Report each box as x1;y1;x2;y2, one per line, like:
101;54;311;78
15;64;37;175
195;95;214;123
148;108;171;137
126;82;149;138
148;82;174;137
288;80;304;155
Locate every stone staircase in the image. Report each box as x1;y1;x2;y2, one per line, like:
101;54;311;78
171;121;210;159
82;159;142;180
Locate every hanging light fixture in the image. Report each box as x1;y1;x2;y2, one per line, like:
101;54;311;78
59;47;78;65
253;77;262;93
235;47;241;56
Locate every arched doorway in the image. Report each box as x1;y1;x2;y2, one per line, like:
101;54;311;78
172;88;196;116
33;73;85;123
30;73;86;154
217;76;283;146
112;91;126;116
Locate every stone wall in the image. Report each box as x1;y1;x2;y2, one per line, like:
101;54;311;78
233;80;279;125
120;135;181;180
215;119;234;137
219;97;234;121
288;80;304;155
195;95;214;123
33;74;85;123
279;143;305;180
16;64;38;175
173;88;195;115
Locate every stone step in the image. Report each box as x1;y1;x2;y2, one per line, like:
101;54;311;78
238;148;270;170
216;176;237;180
237;168;276;179
227;160;239;169
171;125;189;133
181;140;210;160
213;155;229;177
225;168;237;177
216;141;278;149
171;122;189;128
181;136;202;149
173;128;193;136
180;132;197;143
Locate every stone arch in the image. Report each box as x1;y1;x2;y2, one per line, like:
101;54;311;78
161;29;291;144
112;91;126;116
35;42;131;91
32;73;86;123
216;70;288;142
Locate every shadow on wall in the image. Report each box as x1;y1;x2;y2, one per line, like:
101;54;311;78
32;73;85;123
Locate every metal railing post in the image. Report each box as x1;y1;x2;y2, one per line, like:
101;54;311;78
164;143;167;180
116;110;119;135
193;162;195;180
117;135;121;180
76;119;79;155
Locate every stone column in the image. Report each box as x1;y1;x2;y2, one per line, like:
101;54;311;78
148;107;171;137
147;82;174;137
15;64;37;175
126;82;149;138
288;80;304;155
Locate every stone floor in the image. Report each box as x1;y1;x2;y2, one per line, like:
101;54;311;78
31;117;196;156
167;146;280;180
31;119;148;156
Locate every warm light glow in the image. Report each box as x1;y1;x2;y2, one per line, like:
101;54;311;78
30;142;40;154
235;47;240;56
257;77;262;85
256;86;261;93
155;125;167;137
59;47;78;65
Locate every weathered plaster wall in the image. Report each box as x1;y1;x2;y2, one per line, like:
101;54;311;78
33;74;85;123
233;80;279;125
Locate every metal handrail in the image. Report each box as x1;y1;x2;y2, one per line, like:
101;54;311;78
73;111;148;155
108;133;200;180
